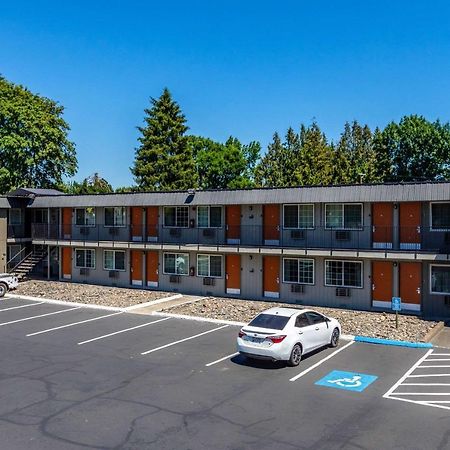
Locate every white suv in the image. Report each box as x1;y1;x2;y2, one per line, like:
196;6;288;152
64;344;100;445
237;307;341;366
0;273;19;298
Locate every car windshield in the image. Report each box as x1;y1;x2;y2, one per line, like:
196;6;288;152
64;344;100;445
248;314;290;330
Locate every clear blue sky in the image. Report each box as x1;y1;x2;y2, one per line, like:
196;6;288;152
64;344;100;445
2;1;450;188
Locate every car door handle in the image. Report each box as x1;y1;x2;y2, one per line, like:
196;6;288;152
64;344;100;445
315;327;320;331
298;331;303;335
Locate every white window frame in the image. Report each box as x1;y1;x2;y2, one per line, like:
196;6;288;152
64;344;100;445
163;252;189;275
75;208;96;227
430;202;450;232
104;207;126;228
282;258;315;285
197;206;223;229
430;264;450;295
324;259;363;288
75;249;96;269
163;206;189;228
9;208;23;225
196;254;223;278
103;250;126;271
325;203;363;230
282;204;315;230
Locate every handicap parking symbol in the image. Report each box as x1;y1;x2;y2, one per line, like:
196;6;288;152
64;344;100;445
315;370;378;392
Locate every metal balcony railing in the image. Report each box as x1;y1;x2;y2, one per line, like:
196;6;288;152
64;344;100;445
29;223;450;253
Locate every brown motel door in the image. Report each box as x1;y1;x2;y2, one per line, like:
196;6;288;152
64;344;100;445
147;207;159;241
263;255;280;298
226;206;241;243
131;207;143;241
372;261;393;307
62;208;72;239
226;254;241;295
400;202;421;249
263;205;280;243
130;250;143;286
61;247;72;280
400;262;422;311
146;251;159;287
372;203;393;248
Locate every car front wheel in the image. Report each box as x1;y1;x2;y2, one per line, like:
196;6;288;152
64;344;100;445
0;283;8;298
330;328;340;348
288;343;302;367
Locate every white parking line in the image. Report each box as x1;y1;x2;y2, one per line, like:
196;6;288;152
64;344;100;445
205;352;239;367
418;365;450;368
392;393;450;396
289;340;355;382
402;383;450;386
424;359;450;361
78;317;171;345
0;301;45;312
26;311;124;336
383;349;432;398
408;374;450;378
432;354;450;356
141;325;229;355
0;307;81;327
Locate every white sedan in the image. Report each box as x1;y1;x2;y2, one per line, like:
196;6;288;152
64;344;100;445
237;307;341;366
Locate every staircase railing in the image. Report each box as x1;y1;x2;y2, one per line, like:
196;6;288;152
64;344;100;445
6;247;30;273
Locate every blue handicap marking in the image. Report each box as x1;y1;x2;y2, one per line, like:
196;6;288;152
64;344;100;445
315;370;378;392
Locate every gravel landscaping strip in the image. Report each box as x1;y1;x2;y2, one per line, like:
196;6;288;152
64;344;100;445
13;280;172;308
163;296;438;342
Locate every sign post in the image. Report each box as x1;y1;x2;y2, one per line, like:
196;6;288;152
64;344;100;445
391;297;401;329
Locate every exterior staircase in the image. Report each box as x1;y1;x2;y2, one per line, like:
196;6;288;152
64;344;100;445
9;249;48;280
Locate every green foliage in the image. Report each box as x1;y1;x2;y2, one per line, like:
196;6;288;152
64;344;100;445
256;123;335;187
374;115;450;182
0;76;77;194
63;173;113;194
333;121;381;184
190;136;260;189
131;88;197;191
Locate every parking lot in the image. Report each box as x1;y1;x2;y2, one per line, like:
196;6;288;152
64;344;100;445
0;296;448;450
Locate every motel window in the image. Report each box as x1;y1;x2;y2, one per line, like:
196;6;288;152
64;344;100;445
431;203;450;230
283;258;314;285
9;209;23;225
431;266;450;294
103;250;125;271
163;253;189;275
325;204;362;229
197;254;222;277
76;249;96;269
197;206;222;228
283;204;314;229
34;209;48;224
75;208;96;226
105;207;126;227
325;260;362;288
164;207;189;228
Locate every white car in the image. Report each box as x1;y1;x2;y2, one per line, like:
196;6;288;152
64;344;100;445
237;307;341;366
0;273;19;298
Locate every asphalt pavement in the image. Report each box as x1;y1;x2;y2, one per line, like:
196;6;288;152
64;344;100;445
0;295;448;450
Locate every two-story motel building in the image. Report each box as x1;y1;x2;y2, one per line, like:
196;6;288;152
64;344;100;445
1;182;450;318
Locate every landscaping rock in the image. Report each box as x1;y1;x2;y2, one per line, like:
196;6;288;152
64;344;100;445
163;296;437;342
14;280;171;308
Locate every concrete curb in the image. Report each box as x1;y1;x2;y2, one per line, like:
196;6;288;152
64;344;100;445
7;293;127;312
354;335;433;348
152;311;246;327
124;294;183;311
423;321;445;343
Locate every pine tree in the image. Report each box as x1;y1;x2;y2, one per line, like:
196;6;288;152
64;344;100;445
334;121;380;184
294;122;334;185
131;88;197;190
254;132;289;187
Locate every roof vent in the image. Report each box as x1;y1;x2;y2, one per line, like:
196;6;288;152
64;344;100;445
187;188;196;195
